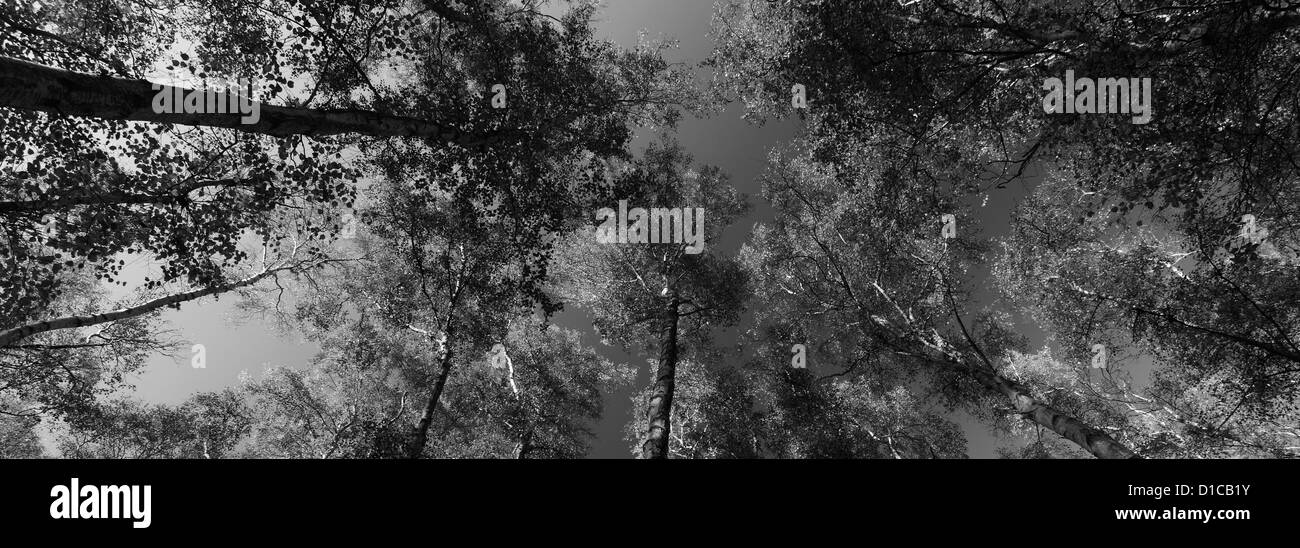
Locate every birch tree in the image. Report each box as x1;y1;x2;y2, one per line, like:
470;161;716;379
740;143;1140;458
555;139;751;459
2;0;693;431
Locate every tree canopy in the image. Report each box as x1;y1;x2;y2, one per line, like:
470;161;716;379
3;0;1298;460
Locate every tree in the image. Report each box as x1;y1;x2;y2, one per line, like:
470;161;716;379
996;165;1300;457
442;317;634;459
554;139;751;458
2;0;694;433
2;0;688;328
54;390;250;459
240;332;424;458
738;142;1138;458
239;307;627;459
711;0;1300;458
624;358;765;459
745;327;970;459
0;393;45;458
711;0;1300;217
625;354;967;459
1;0;692;332
236;152;640;458
1;2;365;331
0;416;43;458
2;1;695;140
0;269;175;422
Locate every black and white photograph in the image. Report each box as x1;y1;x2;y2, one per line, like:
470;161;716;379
0;0;1295;536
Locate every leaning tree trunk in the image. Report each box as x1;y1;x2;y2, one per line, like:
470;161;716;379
966;363;1139;459
882;326;1141;459
639;296;680;459
407;326;456;459
0;264;292;348
0;56;502;147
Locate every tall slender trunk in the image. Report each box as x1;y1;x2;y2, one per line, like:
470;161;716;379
407;325;456;459
0;56;502;147
503;347;532;459
0;265;289;347
639;296;680;459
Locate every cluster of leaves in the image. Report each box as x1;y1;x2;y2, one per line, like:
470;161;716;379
54;390;250;459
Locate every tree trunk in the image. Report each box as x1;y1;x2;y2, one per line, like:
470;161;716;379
514;428;533;459
639;296;680;459
882;329;1141;459
0;56;502;147
407;326;456;459
966;365;1139;459
0;265;289;348
0;179;254;214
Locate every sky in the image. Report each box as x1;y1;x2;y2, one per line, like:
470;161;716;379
116;0;1074;458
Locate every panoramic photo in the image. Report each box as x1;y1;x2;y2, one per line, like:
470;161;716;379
1;0;1296;535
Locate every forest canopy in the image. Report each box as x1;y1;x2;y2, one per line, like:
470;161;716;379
1;0;1297;459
